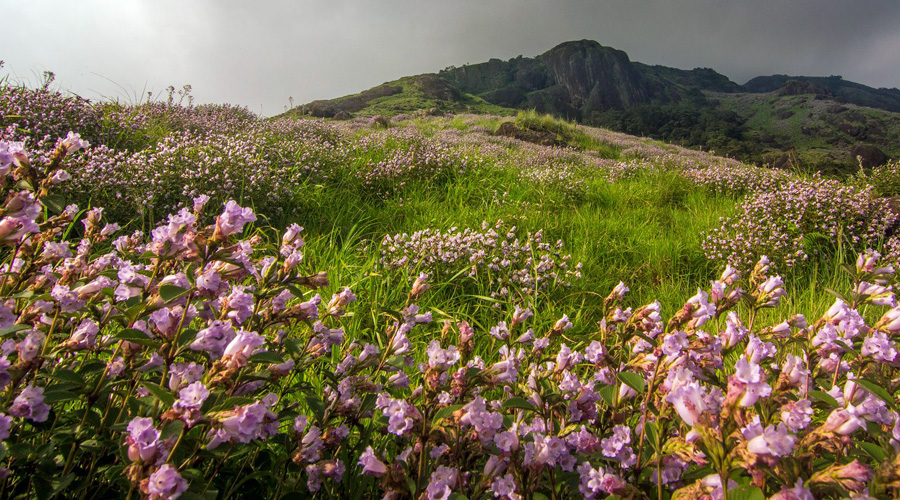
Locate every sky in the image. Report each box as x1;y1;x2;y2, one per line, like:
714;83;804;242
3;0;900;116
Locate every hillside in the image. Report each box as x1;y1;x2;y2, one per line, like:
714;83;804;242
285;39;900;172
5;78;900;499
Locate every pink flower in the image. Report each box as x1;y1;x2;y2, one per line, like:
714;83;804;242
146;464;187;500
666;381;710;427
746;423;795;456
214;200;256;238
9;385;49;422
358;446;387;476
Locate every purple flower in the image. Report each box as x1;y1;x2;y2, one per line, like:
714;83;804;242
223;285;254;325
425;466;458;500
601;425;632;459
191;320;236;359
553;314;573;331
781;399;813;432
491;474;518;498
584;341;606;363
168;362;204;391
214;200;256;238
662;331;688;357
358;446;387;476
862;331;897;362
745;422;795;456
744;335;776;363
173;381;209;427
489;321;510;340
824;405;866;435
730;356;771;407
51;284;84;312
494;425;520;453
376;393;420;436
60;131;89;153
425;340;460;372
769;479;815;500
64;318;99;350
221;329;265;367
0;216;39;243
460;396;503;443
666;381;710;427
146;464;187;500
567;426;601;454
686;289;716;328
9;384;49;422
780;354;809;388
126;417;162;463
326;287;356;316
207;396;278;448
0;413;12;441
577;462;626;499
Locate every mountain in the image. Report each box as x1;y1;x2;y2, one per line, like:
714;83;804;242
285;40;900;173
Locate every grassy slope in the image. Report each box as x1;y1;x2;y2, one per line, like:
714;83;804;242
281;76;515;119
276;113;850;340
711;91;900;170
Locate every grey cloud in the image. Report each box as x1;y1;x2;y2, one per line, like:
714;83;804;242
2;0;898;116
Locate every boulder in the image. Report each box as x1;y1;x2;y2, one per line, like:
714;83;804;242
494;122;564;147
851;144;887;168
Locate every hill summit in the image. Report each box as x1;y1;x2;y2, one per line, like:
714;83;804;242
286;40;900;173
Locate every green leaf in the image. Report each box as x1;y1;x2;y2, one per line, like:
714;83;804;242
42;389;79;404
727;484;764;500
176;328;198;348
502;397;536;412
305;394;326;421
448;494;468;500
808;390;839;408
824;287;849;303
248;351;285;364
115;328;158;347
159;284;191;303
0;324;31;337
857;441;887;462
42;194;67;214
432;404;464;424
598;385;616;406
853;379;897;410
142;383;175;407
617;371;646;393
42;369;85;387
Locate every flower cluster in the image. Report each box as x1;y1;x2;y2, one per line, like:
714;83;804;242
703;174;897;272
380;220;582;298
353;130;472;194
683;162;792;195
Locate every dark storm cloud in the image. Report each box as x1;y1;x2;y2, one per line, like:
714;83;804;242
3;0;899;115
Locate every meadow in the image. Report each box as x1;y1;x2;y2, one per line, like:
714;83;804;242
1;81;899;499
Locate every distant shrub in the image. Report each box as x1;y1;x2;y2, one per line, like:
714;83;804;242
65;130;302;223
0;85;105;153
865;159;900;197
353;130;473;194
703;174;896;272
380;220;582;298
683;163;792;195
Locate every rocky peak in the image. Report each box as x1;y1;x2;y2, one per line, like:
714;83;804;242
539;40;651;110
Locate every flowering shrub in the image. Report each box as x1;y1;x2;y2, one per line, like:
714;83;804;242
683;163;792;195
380;221;582;298
63;129;308;223
0;85;105;154
864;159;900;197
352;130;473;195
702;175;896;272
